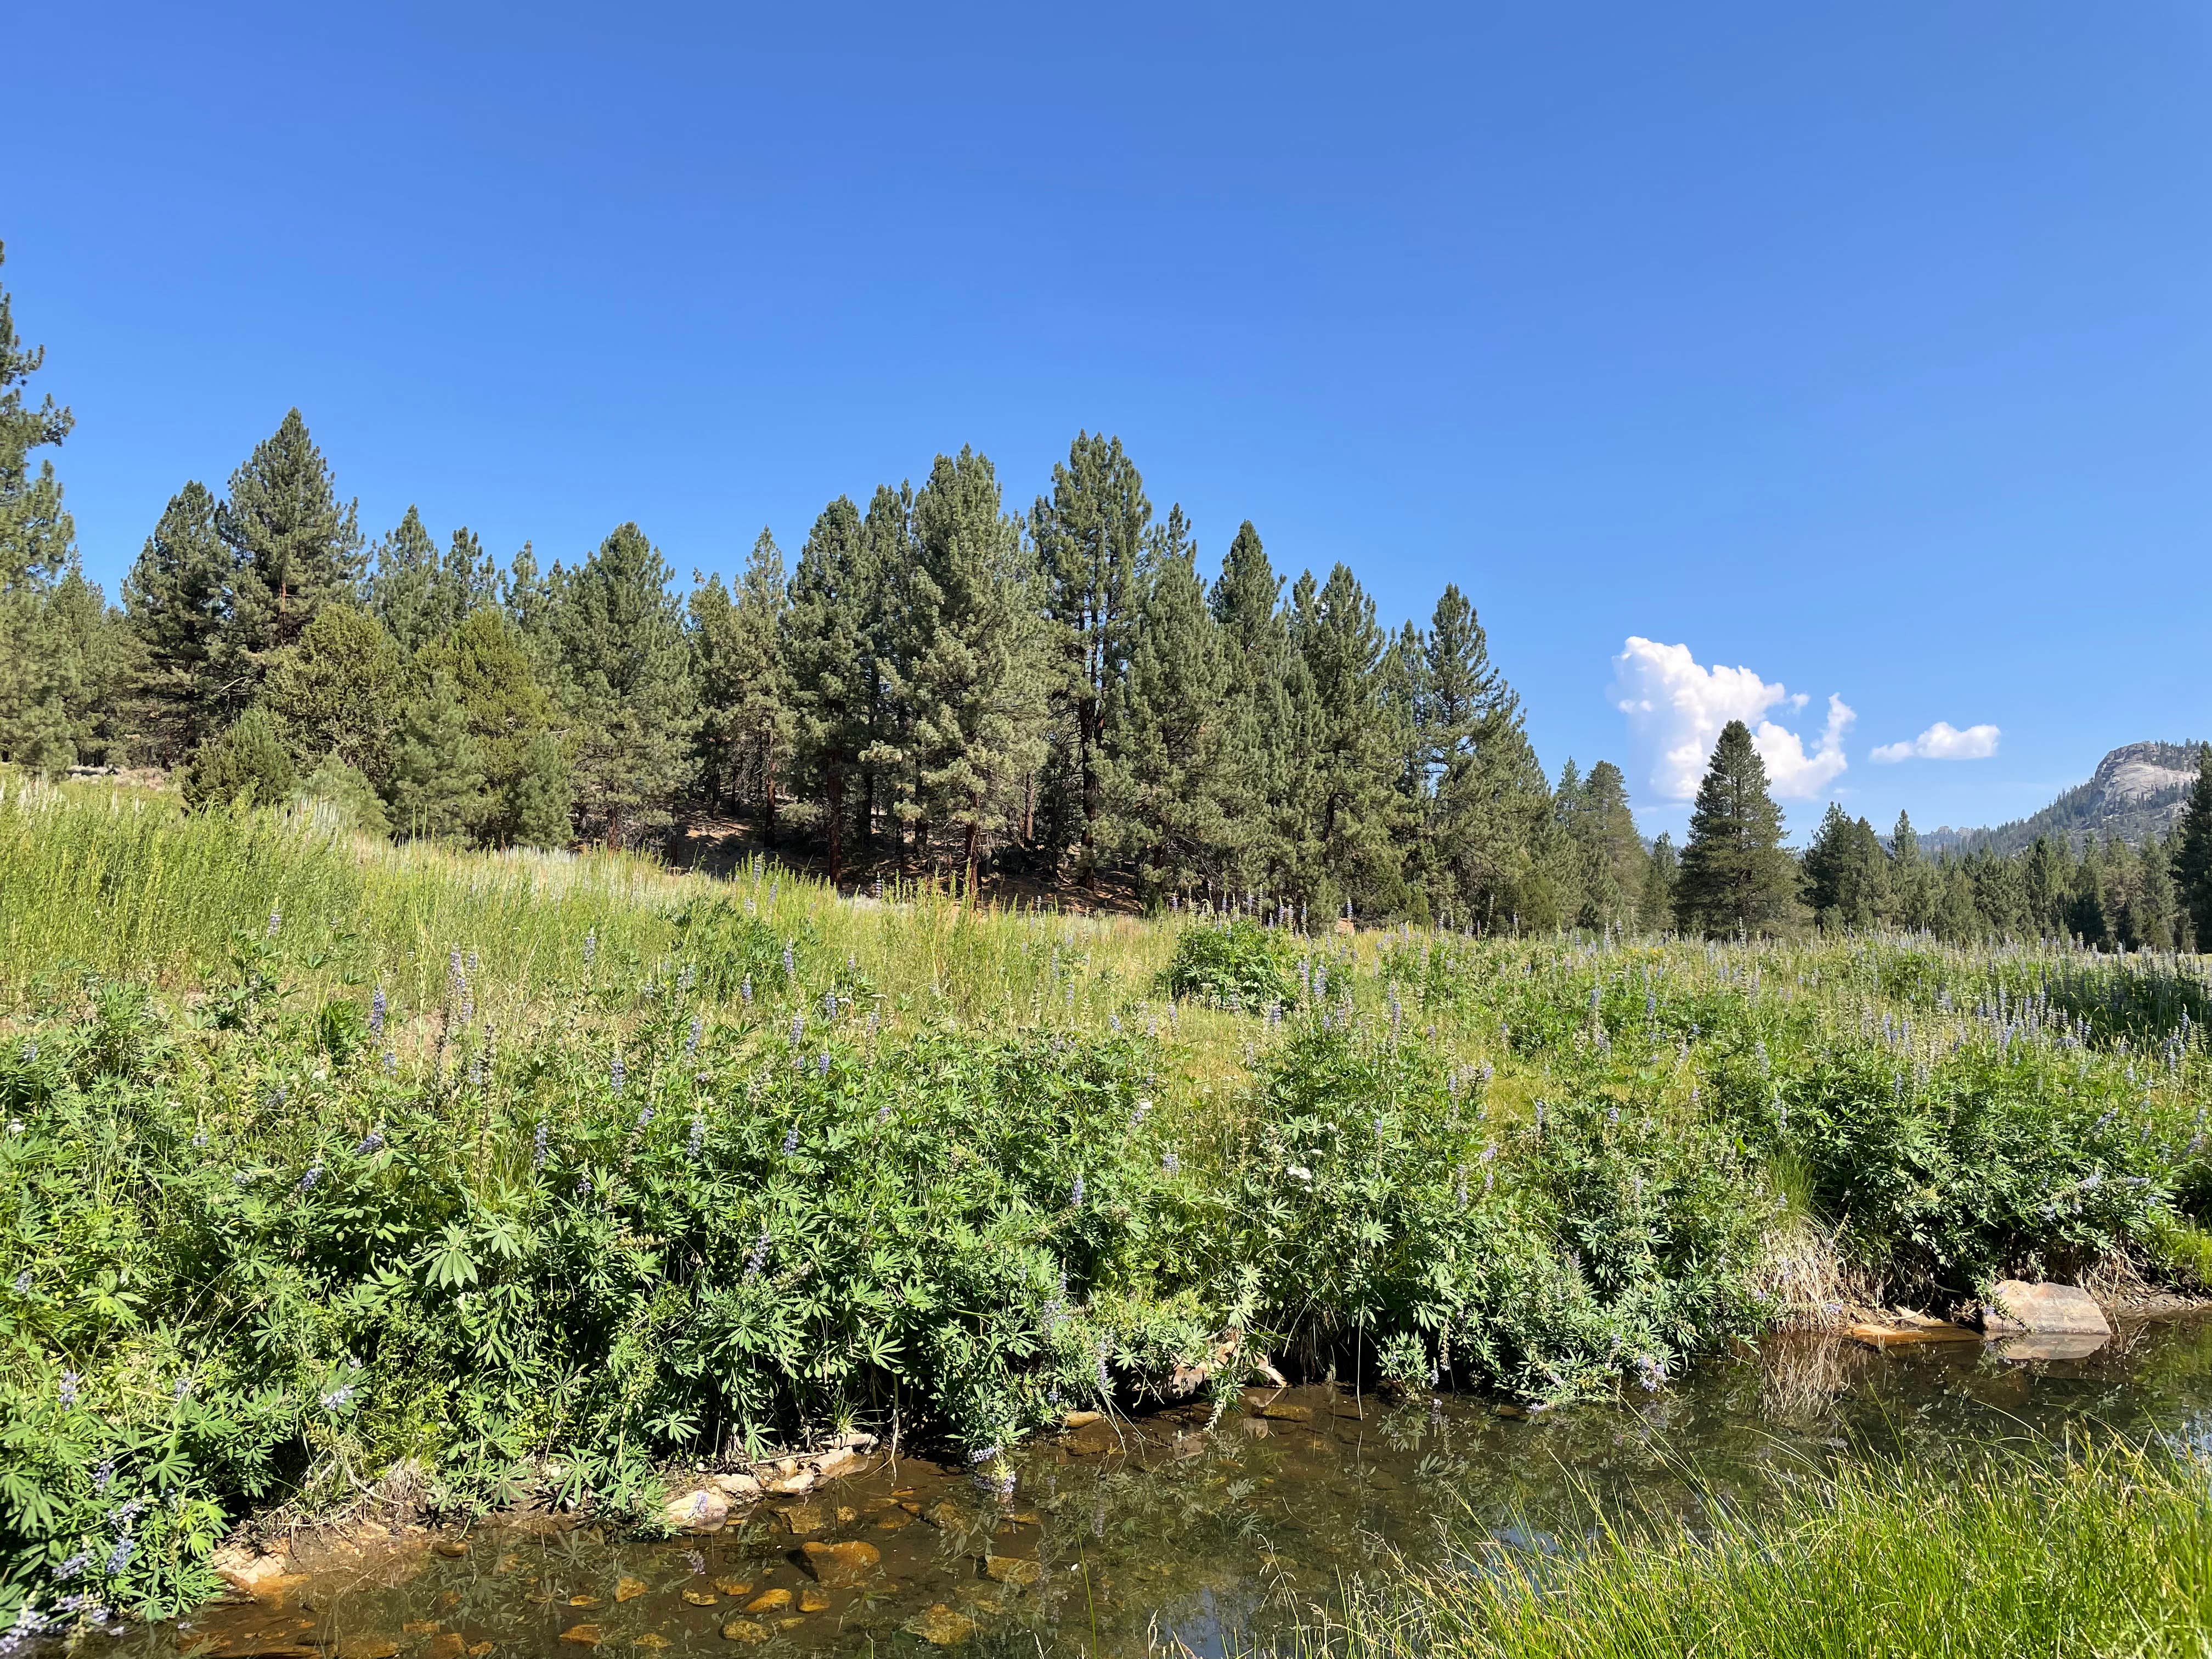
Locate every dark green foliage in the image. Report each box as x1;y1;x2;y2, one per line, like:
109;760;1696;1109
215;410;364;673
1100;507;1238;904
387;669;486;840
1034;432;1148;883
258;603;403;780
552;523;698;842
785;497;874;881
295;753;391;836
123;483;233;755
1802;804;1889;932
690;530;793;837
2174;747;2212;951
1675;721;1798;938
1165;917;1294;1007
181;707;296;810
368;507;493;656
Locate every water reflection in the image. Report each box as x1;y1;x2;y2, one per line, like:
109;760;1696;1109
140;1315;2212;1659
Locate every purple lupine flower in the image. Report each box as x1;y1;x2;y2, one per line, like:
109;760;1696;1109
686;1015;702;1057
295;1164;322;1195
383;1052;397;1074
788;1014;804;1047
679;964;696;995
687;1113;706;1157
876;1102;893;1125
174;1374;194;1402
533;1120;549;1170
744;1231;771;1279
781;1125;800;1156
105;1538;137;1578
55;1551;91;1582
106;1497;143;1531
822;990;838;1022
741;975;753;1005
634;1108;654;1133
582;930;597;967
1070;1172;1085;1208
191;1130;208;1148
319;1385;354;1411
1635;1353;1666;1392
1161;1151;1180;1177
815;1052;831;1077
610;1056;625;1096
266;907;281;939
574;1174;592;1198
782;942;795;977
11;1269;28;1295
370;986;386;1037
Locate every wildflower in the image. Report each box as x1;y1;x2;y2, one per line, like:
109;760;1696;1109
635;1108;654;1133
268;1083;289;1109
1635;1353;1667;1392
1161;1150;1180;1177
782;1125;800;1156
370;986;386;1037
383;1052;397;1075
266;907;281;939
782;943;795;977
740;975;753;1005
686;1015;702;1057
467;1052;483;1088
823;990;838;1022
55;1552;91;1582
679;964;696;995
877;1103;893;1125
967;1444;1000;1464
295;1164;323;1195
104;1538;137;1578
744;1231;771;1280
319;1384;354;1411
106;1497;142;1531
11;1269;27;1295
94;1458;115;1492
610;1056;625;1096
533;1120;549;1170
789;1014;804;1047
583;930;597;967
174;1374;194;1402
687;1113;706;1157
1070;1172;1085;1209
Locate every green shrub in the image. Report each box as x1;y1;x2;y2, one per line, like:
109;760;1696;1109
1164;917;1293;1008
181;708;295;812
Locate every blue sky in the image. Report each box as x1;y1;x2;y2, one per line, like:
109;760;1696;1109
12;3;2209;839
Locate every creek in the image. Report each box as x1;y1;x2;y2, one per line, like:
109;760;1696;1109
135;1314;2212;1659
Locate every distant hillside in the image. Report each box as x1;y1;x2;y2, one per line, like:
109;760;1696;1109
1922;741;2207;857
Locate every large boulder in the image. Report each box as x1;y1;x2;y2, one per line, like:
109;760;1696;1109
1980;1280;2111;1336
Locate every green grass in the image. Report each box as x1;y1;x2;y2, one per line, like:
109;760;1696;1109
1286;1443;2212;1659
1;778;2208;1632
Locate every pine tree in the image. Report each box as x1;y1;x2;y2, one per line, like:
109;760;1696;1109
1674;720;1797;936
1034;433;1149;885
893;448;1048;894
258;603;404;782
369;507;493;654
1209;521;1295;890
123;482;233;755
721;529;794;843
1418;585;1554;933
1570;760;1643;930
550;522;697;843
182;704;295;812
387;668;486;840
414;608;559;843
1098;505;1238;905
1803;804;1888;931
0;241;121;774
216;410;364;683
1640;832;1679;930
1297;565;1411;913
786;496;874;882
2171;745;2212;951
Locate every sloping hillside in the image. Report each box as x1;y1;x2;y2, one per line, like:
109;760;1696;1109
1924;741;2206;856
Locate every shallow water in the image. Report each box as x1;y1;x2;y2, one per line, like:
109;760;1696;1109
139;1316;2212;1659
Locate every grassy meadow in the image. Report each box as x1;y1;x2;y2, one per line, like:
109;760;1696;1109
3;776;2210;1628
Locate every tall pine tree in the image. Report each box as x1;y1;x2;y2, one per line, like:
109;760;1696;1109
123;483;233;755
216;410;364;684
2170;746;2212;951
786;496;875;882
1674;720;1797;937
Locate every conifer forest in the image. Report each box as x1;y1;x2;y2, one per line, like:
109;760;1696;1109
5;235;2212;1659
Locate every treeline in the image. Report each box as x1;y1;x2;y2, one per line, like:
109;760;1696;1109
3;246;2209;945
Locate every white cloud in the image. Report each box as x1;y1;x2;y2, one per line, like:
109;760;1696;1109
1610;637;1854;802
1870;721;2000;764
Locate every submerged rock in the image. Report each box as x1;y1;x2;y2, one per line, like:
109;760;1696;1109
982;1556;1041;1587
800;1539;881;1586
718;1619;770;1644
904;1604;978;1646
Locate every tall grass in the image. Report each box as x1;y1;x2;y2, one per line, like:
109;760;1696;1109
1283;1443;2212;1659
